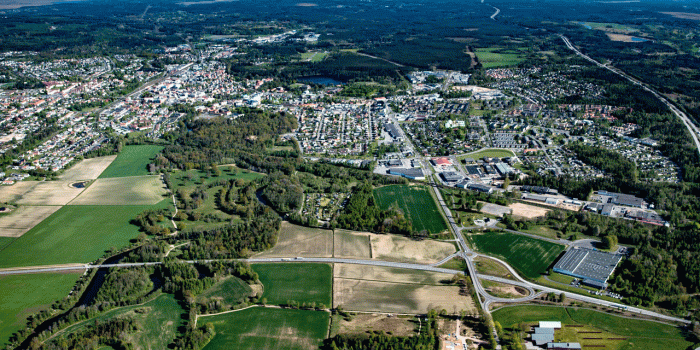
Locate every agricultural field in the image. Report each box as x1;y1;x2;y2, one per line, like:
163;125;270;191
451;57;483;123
13;181;86;205
98;145;164;178
201;307;329;350
70;175;167;205
196;276;255;308
333;313;418;337
373;184;447;235
255;222;332;258
465;230;564;279
0;205;61;237
0;237;13;251
458;148;515;160
0;201;170;268
370;233;456;264
333;278;474;315
474;48;525;68
253;263;332;307
334;264;455;285
492;305;695;350
58;155;117;181
55;294;186;350
0;272;81;347
333;229;371;259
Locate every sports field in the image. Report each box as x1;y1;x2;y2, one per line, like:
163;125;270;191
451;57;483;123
201;307;329;350
253;263;332;307
55;294;186;350
373;185;447;235
492;305;694;350
0;202;169;268
0;272;81;347
255;222;333;258
98;145;164;178
459;148;515;161
70;175;167;205
197;276;254;308
474;48;525;68
465;230;564;279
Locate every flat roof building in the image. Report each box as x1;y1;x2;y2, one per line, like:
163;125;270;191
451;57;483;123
441;171;464;182
388;168;425;180
553;248;622;289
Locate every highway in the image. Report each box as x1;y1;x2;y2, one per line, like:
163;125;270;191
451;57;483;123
560;35;700;155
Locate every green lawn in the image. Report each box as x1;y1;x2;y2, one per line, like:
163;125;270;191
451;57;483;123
0;201;170;268
465;230;564;279
253;263;332;307
373;185;448;235
0;273;81;347
493;305;694;350
459;148;515;161
474;48;525;68
98;145;164;178
54;294;186;350
197;276;253;308
201;307;329;350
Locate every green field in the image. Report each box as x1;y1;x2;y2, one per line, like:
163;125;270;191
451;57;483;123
197;276;253;308
459;148;515;161
474;48;525;68
373;185;448;235
98;145;164;178
55;294;186;350
465;230;564;279
300;51;328;62
0;273;81;347
253;263;332;307
201;307;329;350
0;237;14;251
493;305;694;350
0;201;170;268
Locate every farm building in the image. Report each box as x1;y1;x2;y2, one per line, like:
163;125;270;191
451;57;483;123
553;248;622;289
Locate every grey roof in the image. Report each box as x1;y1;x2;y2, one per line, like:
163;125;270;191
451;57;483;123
553;248;622;284
465;165;482;176
441;171;464;182
548;343;581;349
534;327;555;334
388;168;424;179
532;334;554;346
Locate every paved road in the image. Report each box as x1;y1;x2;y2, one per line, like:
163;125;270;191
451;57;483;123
560;35;700;155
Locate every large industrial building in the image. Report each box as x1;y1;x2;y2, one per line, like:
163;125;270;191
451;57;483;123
553;247;622;289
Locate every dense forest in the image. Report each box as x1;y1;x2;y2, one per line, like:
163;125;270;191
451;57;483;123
336;183;413;236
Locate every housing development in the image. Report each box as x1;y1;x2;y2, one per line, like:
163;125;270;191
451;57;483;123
0;0;699;350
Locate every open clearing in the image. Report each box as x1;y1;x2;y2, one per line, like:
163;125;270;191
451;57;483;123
373;184;448;235
57;294;186;350
201;307;329;350
3;181;85;205
333;229;371;259
70;175;167;205
661;12;700;21
479;202;512;218
0;202;169;268
253;263;332;307
473;256;516;280
474;48;525;68
58;155;117;180
334;313;417;337
98;145;164;179
508;202;550;219
255;222;332;258
0;205;61;237
465;230;564;279
334;264;455;285
334;278;475;315
370;233;456;264
197;276;255;308
0;272;81;347
481;279;530;298
493;305;694;350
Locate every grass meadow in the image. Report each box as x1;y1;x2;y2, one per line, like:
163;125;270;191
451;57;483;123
493;305;694;350
196;277;253;308
253;263;332;307
0;200;171;268
459;148;515;161
373;185;447;235
474;48;525;68
465;230;564;279
201;307;329;350
56;294;186;350
98;145;164;178
0;272;81;347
